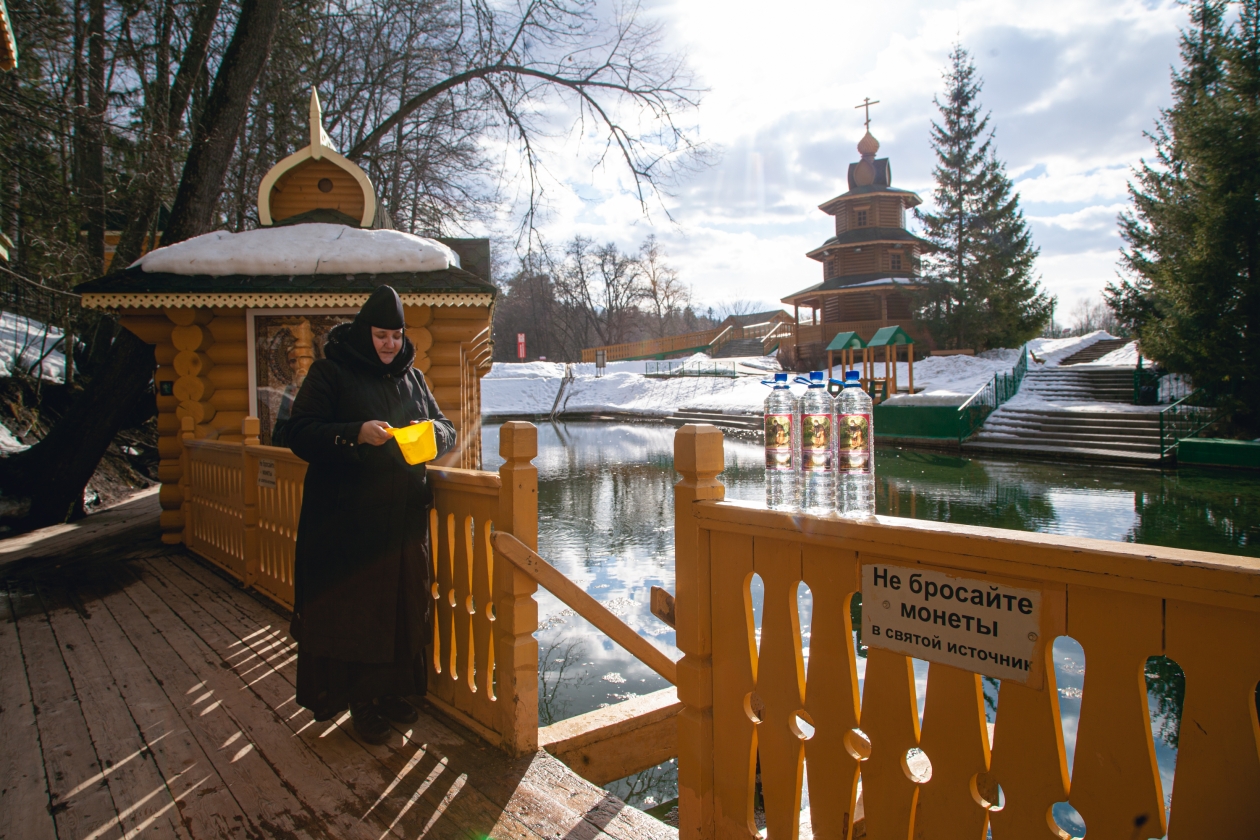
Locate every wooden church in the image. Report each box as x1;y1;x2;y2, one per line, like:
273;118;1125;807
779;118;934;370
77;91;495;545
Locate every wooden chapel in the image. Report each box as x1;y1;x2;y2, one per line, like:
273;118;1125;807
77;91;495;545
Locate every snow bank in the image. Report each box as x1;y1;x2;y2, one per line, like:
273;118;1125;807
483;351;1027;416
135;223;459;276
0;312;67;381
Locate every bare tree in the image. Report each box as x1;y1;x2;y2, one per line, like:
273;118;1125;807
0;0;706;529
552;236;646;347
1069;295;1126;337
639;235;688;338
0;0;283;528
712;299;764;322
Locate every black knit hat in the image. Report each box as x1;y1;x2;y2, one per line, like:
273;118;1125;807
354;285;406;330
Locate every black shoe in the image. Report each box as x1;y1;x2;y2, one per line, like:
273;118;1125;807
375;695;418;724
350;702;391;744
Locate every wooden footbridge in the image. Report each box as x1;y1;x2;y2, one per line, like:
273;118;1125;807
4;418;1260;839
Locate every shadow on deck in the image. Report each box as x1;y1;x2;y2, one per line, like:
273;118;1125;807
0;492;675;840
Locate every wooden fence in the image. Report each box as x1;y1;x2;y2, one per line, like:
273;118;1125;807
672;424;1260;840
180;416;542;755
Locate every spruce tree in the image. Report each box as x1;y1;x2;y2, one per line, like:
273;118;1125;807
1109;0;1260;433
916;46;1050;351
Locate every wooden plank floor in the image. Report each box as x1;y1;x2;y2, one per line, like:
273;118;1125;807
0;497;676;840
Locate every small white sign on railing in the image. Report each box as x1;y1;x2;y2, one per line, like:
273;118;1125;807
258;459;277;488
862;562;1044;687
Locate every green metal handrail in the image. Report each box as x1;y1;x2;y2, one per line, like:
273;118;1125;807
644;360;738;378
1159;388;1220;458
1133;356;1160;404
957;345;1030;443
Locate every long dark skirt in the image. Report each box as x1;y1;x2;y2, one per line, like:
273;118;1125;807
295;554;430;722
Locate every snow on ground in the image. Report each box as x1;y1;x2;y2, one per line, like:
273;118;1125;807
482;333;1141;419
0;421;28;453
135;223;459;276
483;356;793;418
0;312;67;381
484;351;1028;416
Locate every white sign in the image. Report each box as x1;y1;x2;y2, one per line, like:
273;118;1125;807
862;562;1043;686
258;459;277;488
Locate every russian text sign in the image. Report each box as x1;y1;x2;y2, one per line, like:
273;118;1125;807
862;562;1043;686
258;459;277;488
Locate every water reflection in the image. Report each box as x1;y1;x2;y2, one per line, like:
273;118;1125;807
481;420;1260;814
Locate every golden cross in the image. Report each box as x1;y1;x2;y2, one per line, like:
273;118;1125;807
854;97;881;130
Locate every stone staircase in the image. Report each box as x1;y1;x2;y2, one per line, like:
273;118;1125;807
1058;338;1130;365
964;407;1163;464
1019;366;1134;403
711;338;767;358
963;365;1165;464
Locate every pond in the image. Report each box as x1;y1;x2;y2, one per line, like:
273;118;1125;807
480;420;1260;829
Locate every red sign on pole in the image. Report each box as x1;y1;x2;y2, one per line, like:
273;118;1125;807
517;333;526;360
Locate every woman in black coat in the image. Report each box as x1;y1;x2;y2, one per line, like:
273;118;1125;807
285;285;456;744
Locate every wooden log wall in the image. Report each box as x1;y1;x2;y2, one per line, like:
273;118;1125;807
422;304;492;470
121;302;492;545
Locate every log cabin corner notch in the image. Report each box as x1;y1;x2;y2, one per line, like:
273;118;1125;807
75;88;496;546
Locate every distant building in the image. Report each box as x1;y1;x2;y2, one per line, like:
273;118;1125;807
778;127;934;369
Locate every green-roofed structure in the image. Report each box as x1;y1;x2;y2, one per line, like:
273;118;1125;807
825;330;865;381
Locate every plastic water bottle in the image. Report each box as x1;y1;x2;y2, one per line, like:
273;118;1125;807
795;371;835;515
835;370;875;518
762;372;798;510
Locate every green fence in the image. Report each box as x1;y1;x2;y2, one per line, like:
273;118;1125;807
644;360;738;378
956;345;1029;443
1160;389;1221;458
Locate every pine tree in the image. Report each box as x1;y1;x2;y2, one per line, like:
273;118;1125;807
1109;0;1260;433
916;46;1050;350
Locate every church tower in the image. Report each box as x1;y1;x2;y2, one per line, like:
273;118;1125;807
780;110;934;369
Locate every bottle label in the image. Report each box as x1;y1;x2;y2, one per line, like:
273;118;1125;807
837;412;872;473
801;413;832;471
765;413;793;470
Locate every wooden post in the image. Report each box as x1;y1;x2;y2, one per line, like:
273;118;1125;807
908;345;915;394
178;416;195;546
892;344;899;394
674;424;726;840
496;421;540;756
241;416;260;587
827;350;833;380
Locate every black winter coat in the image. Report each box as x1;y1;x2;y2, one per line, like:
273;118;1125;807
286;323;456;664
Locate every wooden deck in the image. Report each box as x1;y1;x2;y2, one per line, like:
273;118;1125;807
0;493;675;840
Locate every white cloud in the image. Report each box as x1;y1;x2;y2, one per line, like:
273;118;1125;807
504;0;1187;323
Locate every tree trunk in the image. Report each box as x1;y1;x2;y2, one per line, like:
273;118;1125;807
111;0;224;270
0;331;155;525
164;0;282;244
83;0;106;272
0;0;282;532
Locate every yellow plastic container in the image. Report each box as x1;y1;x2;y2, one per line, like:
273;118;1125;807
389;421;438;465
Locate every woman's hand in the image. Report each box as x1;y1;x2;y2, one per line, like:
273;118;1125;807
358;420;393;446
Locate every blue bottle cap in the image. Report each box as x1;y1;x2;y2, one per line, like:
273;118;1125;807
845;370;861;385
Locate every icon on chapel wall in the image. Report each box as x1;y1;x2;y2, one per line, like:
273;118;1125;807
251;313;353;446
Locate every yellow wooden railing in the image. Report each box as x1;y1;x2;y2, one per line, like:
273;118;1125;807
672;424;1260;839
179;416;542;756
581;327;725;363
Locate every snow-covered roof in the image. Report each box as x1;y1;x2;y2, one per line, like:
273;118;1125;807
134;224;460;277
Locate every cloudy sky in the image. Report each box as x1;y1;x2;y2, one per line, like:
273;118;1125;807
520;0;1191;324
